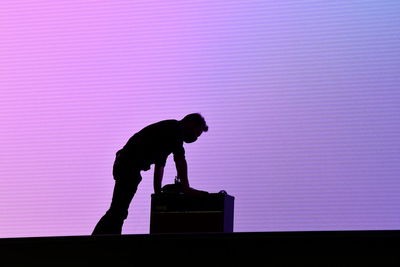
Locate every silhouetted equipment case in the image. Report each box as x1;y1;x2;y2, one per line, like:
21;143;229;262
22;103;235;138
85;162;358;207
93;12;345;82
150;192;234;234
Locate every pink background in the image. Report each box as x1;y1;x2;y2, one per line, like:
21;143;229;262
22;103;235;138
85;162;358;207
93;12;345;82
0;1;399;237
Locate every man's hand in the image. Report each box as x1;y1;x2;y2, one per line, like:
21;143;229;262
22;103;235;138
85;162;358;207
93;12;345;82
174;157;190;190
174;156;208;196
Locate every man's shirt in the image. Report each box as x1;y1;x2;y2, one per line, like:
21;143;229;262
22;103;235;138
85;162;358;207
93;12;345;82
116;119;185;171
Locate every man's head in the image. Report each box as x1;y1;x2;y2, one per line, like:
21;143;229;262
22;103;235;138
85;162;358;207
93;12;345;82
180;113;208;143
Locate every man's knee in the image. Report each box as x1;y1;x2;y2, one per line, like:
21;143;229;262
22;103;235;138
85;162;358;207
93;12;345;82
106;208;129;221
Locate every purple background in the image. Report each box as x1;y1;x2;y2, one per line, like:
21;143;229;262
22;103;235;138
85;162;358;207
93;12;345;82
1;1;399;237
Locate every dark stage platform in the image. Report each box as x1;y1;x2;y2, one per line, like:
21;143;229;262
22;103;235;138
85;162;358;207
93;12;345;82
1;230;399;266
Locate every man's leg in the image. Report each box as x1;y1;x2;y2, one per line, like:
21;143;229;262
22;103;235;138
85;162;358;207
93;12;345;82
92;173;141;235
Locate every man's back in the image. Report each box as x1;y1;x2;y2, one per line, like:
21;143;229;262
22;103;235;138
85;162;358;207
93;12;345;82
117;120;185;170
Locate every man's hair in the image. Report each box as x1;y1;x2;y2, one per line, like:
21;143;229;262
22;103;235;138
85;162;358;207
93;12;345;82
181;113;209;132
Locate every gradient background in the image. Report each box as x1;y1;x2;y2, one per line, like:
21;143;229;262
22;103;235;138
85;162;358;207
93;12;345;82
1;1;399;238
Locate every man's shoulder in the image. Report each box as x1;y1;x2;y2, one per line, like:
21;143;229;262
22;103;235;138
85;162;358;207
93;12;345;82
157;119;180;126
137;119;176;131
136;119;181;138
150;119;181;131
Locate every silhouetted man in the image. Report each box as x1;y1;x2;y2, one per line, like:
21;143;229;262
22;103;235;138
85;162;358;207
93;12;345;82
92;113;209;235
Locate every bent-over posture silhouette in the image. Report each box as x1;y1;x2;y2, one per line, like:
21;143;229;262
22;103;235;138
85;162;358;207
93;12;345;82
92;113;208;235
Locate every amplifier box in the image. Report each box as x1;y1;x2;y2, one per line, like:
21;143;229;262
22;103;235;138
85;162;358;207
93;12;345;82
150;192;234;234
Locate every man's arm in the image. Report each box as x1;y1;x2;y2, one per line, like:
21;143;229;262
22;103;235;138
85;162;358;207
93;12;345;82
153;164;164;194
174;156;190;192
175;157;208;196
